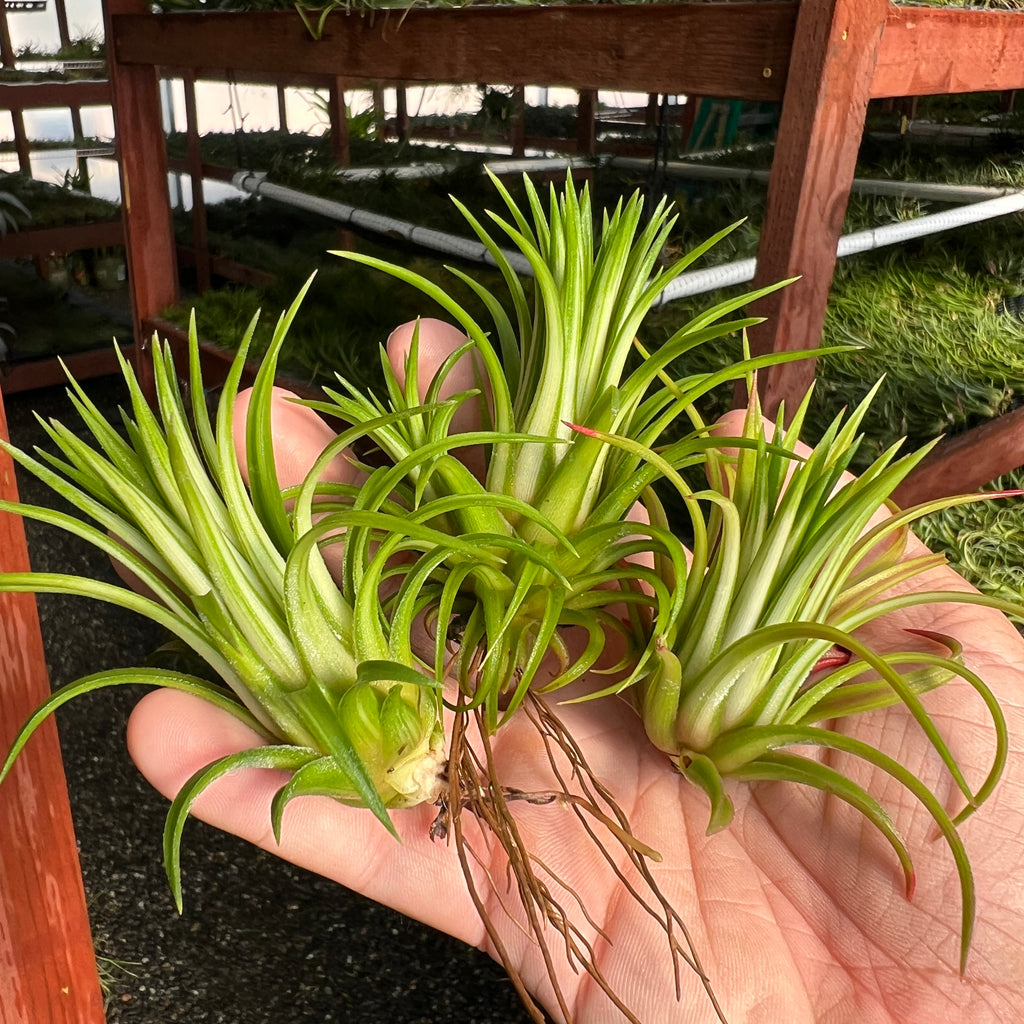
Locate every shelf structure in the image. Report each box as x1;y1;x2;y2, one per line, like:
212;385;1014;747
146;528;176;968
1;1;1024;1018
0;2;121;1020
0;0;127;393
103;2;1024;433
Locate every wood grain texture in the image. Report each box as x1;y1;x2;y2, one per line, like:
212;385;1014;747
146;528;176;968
0;221;123;261
747;0;888;419
104;0;179;388
893;405;1024;507
875;7;1024;98
0;80;111;111
0;346;132;395
0;394;106;1024
112;4;795;100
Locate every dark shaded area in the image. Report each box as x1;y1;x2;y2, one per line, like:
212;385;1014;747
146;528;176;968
4;376;532;1023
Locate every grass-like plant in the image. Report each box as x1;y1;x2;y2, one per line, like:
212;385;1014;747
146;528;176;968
0;294;449;900
0;172;1016;1022
322;172;806;730
575;380;1020;973
0;175;785;1023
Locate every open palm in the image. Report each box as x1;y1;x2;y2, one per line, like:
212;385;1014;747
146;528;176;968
127;362;1024;1024
128;565;1024;1024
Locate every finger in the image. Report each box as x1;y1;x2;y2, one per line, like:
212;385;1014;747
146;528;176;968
126;688;487;947
232;385;364;491
387;318;491;480
233;386;364;582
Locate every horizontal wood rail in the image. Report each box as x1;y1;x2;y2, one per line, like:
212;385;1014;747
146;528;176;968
0;221;123;259
0;343;133;394
112;4;796;100
874;7;1024;98
0;78;111;109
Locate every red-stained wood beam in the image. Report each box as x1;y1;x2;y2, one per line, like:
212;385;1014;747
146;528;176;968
55;0;72;50
103;0;179;390
0;220;123;259
747;0;889;420
0;80;112;110
326;77;351;167
276;83;288;131
9;107;30;175
510;84;526;157
0;345;133;394
181;71;211;293
0;2;14;70
394;85;409;143
111;5;795;101
874;7;1024;99
0;394;107;1024
893;407;1024;507
576;89;597;157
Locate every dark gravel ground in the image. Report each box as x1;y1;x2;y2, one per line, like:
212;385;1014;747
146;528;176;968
5;374;532;1024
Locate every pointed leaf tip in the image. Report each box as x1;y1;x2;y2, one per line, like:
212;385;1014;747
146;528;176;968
563;421;597;437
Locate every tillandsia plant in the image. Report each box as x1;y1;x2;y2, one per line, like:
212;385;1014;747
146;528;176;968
0;288;453;904
0;175;804;1024
580;378;1022;973
321;171;809;730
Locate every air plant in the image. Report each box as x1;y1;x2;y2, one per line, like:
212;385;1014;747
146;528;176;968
576;378;1019;973
3;170;1011;1023
322;171;805;730
0;175;793;1024
0;289;449;905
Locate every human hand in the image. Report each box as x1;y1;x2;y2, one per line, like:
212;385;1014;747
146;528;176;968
127;326;1024;1024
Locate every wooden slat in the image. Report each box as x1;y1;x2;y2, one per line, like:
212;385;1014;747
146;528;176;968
111;4;796;100
874;6;1024;99
0;392;106;1024
104;0;179;392
893;406;1024;507
0;221;123;260
0;345;132;394
181;70;211;293
747;0;889;419
0;79;111;111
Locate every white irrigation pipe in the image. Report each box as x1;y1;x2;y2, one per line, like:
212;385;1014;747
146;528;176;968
334;155;596;182
609;156;1013;204
656;191;1024;304
232;170;1024;306
232;170;532;274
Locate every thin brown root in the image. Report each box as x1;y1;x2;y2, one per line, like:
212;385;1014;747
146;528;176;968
526;695;728;1023
442;690;729;1024
447;701;551;1024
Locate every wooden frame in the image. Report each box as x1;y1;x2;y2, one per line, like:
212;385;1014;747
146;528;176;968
103;4;1024;427
3;3;1024;1017
0;410;106;1024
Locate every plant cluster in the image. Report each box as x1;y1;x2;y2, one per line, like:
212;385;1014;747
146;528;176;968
0;175;1018;1023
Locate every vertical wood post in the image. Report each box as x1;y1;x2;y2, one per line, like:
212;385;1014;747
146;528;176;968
10;108;30;175
55;0;72;50
510;84;526;156
372;85;386;139
276;83;289;131
182;71;210;292
327;76;351;167
103;0;179;388
645;92;659;129
394;85;408;143
0;396;107;1024
747;0;888;419
576;88;597;156
70;105;90;192
0;2;14;69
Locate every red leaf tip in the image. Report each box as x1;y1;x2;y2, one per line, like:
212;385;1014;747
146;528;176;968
564;421;598;437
